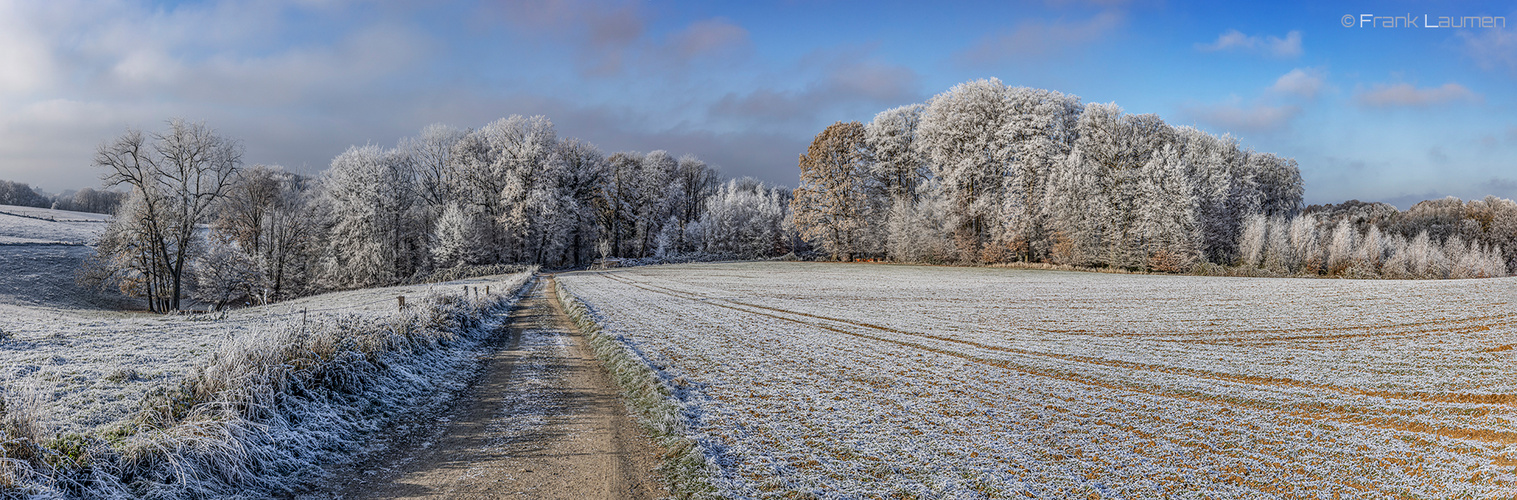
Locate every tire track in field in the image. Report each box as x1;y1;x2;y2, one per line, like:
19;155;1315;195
1123;314;1516;347
602;272;1517;407
1039;309;1516;341
593;271;1517;448
574;274;1341;495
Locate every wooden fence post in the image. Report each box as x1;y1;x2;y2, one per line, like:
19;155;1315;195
398;295;406;310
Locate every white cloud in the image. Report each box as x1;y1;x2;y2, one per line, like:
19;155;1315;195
1460;28;1517;75
0;2;63;94
1269;68;1326;99
958;11;1124;63
1183;102;1301;134
1197;30;1302;58
668;18;751;61
712;56;920;124
1354;82;1480;108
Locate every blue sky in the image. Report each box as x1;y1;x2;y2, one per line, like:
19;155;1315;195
1;0;1514;207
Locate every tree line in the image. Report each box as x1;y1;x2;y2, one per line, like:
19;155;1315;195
0;180;126;214
1233;197;1516;279
64;79;1517;313
789;78;1512;277
79;118;794;312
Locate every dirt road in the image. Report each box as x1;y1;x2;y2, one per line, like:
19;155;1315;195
308;277;667;499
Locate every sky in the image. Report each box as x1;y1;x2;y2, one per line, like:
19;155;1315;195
1;0;1515;208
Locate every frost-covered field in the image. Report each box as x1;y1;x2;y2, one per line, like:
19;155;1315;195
0;205;108;244
558;262;1517;498
0;273;528;437
0;205;117;309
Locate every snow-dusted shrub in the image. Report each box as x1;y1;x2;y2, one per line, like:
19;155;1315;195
1341;259;1379;279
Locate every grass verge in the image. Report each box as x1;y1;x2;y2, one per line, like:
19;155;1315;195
551;276;720;499
1;269;536;499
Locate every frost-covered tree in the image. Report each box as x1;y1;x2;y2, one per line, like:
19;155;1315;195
919;79;1016;260
1288;214;1322;274
597;152;643;258
473;115;563;264
866;104;928;206
1357;224;1386;271
1043;147;1107;266
80;190;177;311
554;138;609;267
193;237;260;311
1237;213;1268;267
0;180;50;208
1261;215;1294;273
701;178;789;258
1326;218;1357;275
791;121;873;261
1175;127;1249;262
797;78;1309;271
633;151;678;258
1405;231;1446;279
1381;233;1412;278
93;119;242;312
1056;102;1175;268
865;104;930;261
1251;152;1305;218
663;154;719;255
51;187;128;214
1134;144;1200;272
319;144;424;288
214;165;318;303
401;123;467;210
887;178;957;263
998;86;1083;261
430;202;486;268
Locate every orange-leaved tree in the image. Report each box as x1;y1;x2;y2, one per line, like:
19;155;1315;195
790;121;871;261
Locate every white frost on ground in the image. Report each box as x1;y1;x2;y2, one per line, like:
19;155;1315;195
0;206;108;245
0;205;119;309
559;262;1517;498
0;274;531;437
485;316;572;453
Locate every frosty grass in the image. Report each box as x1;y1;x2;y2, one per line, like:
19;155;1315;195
558;261;1517;498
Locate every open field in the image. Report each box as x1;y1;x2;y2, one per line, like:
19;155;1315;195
0;272;531;437
557;262;1517;498
0;205;119;309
